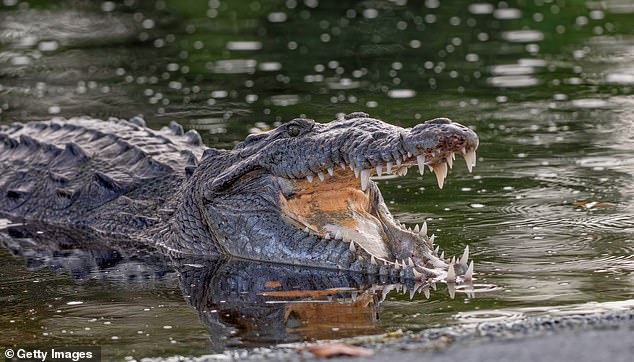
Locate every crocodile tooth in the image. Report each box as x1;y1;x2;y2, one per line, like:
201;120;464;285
306;174;314;183
460;245;469;266
452;152;456;160
434;245;440;254
386;161;392;174
430;234;436;244
304;226;310;233
371;255;377;265
324;233;331;240
349;163;355;171
412;268;423;279
446;155;453;169
396;158;402;166
440;250;444;259
394;260;401;269
423;286;430;299
335;230;342;240
407;226;412;231
410;288;416;300
375;164;382;177
327;167;334;176
340;162;346;171
416;155;425;175
421;221;428;235
407;152;412;158
426;235;433;248
447;282;456;299
432;163;447;189
351;291;358;302
349;241;356;253
360;169;370;191
465;260;474;280
408;257;414;266
447;262;456;282
431;282;437;291
317;171;325;181
463;148;476;172
354;167;360;178
450;256;456;265
413;224;420;233
381;288;390;302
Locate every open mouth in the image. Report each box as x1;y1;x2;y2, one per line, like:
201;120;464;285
277;129;478;283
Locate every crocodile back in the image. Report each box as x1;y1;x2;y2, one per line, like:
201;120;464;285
0;117;207;235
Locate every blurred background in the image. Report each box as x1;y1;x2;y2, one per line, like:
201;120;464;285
0;0;633;359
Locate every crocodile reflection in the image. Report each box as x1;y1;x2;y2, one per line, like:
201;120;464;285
0;222;452;349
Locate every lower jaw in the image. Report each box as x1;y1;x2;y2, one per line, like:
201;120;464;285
280;183;424;263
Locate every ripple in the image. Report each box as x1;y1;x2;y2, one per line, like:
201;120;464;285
270;94;300;106
455;309;524;324
488;75;539;87
490;64;535;76
455;283;502;295
210;59;257;74
603;0;634;14
571;98;610;108
605;73;634;84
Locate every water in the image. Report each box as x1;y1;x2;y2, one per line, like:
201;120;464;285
1;0;633;359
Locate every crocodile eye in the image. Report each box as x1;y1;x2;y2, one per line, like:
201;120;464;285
287;125;301;137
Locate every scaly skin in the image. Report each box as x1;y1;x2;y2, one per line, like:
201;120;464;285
0;112;479;282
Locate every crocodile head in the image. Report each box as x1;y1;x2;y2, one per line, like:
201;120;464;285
187;112;478;283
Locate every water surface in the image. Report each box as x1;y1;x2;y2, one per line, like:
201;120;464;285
1;0;633;359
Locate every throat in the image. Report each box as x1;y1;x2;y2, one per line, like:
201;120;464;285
279;176;390;259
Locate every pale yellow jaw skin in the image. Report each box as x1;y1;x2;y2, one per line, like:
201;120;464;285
278;168;390;259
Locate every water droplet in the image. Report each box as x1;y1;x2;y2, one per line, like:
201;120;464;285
468;3;494;15
226;41;262;51
38;40;59;52
493;8;522;20
387;89;416;98
268;12;288;23
363;8;378;19
501;30;544;43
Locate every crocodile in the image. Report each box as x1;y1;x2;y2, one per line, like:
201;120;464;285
0;112;479;282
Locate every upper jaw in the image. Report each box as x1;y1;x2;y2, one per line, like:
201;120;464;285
278;117;479;191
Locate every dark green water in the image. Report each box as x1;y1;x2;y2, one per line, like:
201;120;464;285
1;0;633;359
